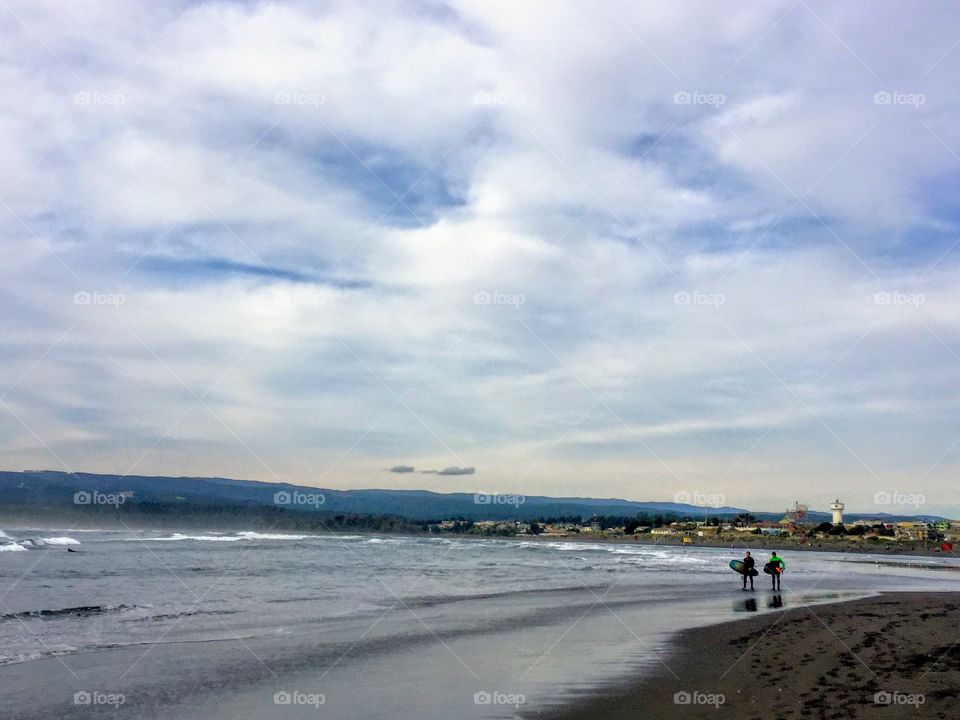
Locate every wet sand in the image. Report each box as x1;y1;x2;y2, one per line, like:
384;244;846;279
548;592;960;719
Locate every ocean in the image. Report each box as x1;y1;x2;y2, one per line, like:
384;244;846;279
1;527;957;719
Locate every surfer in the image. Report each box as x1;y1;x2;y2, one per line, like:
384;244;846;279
768;551;784;590
741;551;755;590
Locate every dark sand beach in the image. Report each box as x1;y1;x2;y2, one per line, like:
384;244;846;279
549;592;960;719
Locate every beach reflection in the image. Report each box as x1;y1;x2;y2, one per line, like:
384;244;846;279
733;595;786;612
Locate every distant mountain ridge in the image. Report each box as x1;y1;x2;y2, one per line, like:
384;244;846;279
0;470;948;523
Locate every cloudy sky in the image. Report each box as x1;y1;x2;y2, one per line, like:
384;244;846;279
2;0;959;515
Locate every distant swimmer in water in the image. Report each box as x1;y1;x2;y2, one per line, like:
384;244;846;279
67;547;79;553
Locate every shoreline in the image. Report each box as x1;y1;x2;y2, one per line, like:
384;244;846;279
516;532;956;557
3;518;953;558
545;591;960;720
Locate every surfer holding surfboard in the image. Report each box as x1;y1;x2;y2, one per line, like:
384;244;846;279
764;552;785;590
729;553;758;590
741;551;755;591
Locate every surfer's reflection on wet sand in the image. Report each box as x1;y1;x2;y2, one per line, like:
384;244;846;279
734;596;785;612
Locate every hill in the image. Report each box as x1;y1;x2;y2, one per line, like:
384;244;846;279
0;470;948;525
0;469;749;522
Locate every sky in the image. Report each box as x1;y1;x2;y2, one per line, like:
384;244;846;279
1;0;960;515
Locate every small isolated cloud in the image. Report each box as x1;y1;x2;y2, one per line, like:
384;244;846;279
421;466;476;476
387;465;415;473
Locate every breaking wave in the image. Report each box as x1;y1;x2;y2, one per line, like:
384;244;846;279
149;531;311;543
2;536;82;550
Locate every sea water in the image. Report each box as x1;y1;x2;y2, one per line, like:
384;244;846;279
0;528;957;719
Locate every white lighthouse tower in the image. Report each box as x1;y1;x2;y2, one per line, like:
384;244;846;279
830;498;844;526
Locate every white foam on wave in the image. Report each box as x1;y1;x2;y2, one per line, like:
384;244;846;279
152;533;244;542
604;547;649;555
40;537;81;546
149;531;312;543
0;543;27;552
0;530;11;540
517;540;583;551
11;537;81;549
237;532;310;541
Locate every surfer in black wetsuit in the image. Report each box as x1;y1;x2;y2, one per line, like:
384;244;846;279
741;551;755;591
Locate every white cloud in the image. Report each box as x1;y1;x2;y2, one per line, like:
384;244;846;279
1;0;960;514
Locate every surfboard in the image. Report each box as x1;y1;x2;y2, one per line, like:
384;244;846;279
763;560;785;575
730;559;758;576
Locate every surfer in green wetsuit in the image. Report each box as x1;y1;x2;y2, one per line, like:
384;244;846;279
741;551;755;591
768;552;784;590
